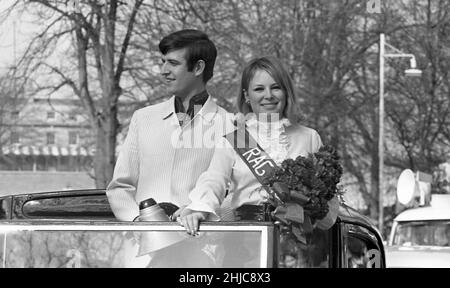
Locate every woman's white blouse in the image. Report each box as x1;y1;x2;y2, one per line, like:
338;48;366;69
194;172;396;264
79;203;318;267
186;117;338;229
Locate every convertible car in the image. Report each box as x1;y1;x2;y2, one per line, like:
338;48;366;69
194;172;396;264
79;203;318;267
0;189;385;268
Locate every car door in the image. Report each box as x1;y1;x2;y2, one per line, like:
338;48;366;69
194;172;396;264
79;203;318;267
0;222;274;268
341;222;385;268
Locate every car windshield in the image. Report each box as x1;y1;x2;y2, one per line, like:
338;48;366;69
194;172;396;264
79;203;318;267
393;220;450;247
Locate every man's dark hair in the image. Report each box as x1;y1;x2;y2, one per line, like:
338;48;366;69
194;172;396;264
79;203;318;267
159;29;217;83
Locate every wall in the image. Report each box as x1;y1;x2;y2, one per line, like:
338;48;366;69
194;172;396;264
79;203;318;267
0;171;96;196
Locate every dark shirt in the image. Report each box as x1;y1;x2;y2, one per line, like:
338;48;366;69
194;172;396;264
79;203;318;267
174;90;209;126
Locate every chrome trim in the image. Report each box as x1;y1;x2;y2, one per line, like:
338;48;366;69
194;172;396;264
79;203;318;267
2;232;6;268
0;223;271;232
259;226;268;268
0;222;273;268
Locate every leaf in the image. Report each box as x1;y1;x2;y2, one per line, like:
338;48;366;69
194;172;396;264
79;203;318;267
273;182;290;201
302;216;314;233
271;206;289;224
273;202;304;224
290;190;310;206
291;225;307;244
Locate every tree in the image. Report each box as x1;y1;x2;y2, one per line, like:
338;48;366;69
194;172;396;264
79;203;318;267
340;0;450;226
7;0;144;187
384;0;450;173
0;72;28;168
4;0;448;229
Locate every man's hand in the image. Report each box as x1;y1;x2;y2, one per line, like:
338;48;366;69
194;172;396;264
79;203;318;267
179;208;208;235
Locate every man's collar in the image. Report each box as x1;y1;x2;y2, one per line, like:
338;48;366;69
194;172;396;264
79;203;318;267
162;93;218;122
187;90;209;112
197;96;218;123
174;90;209;115
162;97;177;120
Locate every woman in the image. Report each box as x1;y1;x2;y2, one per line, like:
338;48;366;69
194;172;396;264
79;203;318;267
179;56;339;235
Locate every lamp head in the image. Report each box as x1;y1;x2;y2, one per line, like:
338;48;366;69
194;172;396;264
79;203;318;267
405;57;422;77
405;68;422;77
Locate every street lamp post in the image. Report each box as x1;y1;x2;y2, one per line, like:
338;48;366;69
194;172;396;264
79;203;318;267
378;33;422;234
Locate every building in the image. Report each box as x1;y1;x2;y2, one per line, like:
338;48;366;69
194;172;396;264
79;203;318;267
0;94;96;195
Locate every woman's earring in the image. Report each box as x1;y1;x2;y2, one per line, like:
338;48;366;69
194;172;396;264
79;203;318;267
243;90;250;104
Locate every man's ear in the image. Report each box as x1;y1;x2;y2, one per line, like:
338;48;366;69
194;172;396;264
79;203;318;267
194;60;205;77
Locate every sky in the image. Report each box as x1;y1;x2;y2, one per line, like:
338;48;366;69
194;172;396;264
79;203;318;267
0;0;38;73
0;0;83;100
0;0;154;103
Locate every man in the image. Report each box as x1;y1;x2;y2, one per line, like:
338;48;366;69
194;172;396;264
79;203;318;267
106;29;230;222
106;29;233;267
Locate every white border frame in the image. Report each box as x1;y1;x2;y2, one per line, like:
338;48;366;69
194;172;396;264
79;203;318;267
0;223;273;268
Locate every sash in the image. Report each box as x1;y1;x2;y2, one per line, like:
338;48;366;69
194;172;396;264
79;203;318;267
224;126;314;240
224;127;277;182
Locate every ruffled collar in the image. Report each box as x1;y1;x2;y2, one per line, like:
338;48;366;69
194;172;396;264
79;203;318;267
245;114;290;165
245;114;291;130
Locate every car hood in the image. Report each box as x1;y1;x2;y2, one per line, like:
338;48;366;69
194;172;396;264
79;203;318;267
386;246;450;268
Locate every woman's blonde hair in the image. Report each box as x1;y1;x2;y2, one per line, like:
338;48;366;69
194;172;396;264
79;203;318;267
237;56;301;124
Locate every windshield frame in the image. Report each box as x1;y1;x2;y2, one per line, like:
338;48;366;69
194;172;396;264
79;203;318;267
390;220;450;247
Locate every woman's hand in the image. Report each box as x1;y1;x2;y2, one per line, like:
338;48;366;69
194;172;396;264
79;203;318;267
179;208;208;235
171;205;187;221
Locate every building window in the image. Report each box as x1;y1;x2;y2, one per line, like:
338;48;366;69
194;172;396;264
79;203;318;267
47;132;55;145
69;131;78;145
11;132;20;144
47;111;56;120
69;112;77;121
11;111;20;120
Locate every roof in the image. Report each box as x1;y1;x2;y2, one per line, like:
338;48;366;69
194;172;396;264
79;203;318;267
394;206;450;222
394;195;450;222
0;172;96;196
1;145;95;157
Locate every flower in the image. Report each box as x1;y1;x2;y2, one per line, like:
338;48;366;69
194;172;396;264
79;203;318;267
262;145;344;223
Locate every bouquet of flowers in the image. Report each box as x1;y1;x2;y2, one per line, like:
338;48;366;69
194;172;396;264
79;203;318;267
261;145;344;236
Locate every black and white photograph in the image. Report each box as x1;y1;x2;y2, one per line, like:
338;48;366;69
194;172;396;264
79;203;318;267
0;0;449;272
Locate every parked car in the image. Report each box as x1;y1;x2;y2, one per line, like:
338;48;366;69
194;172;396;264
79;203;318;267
386;194;450;268
0;189;385;268
386;169;450;268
